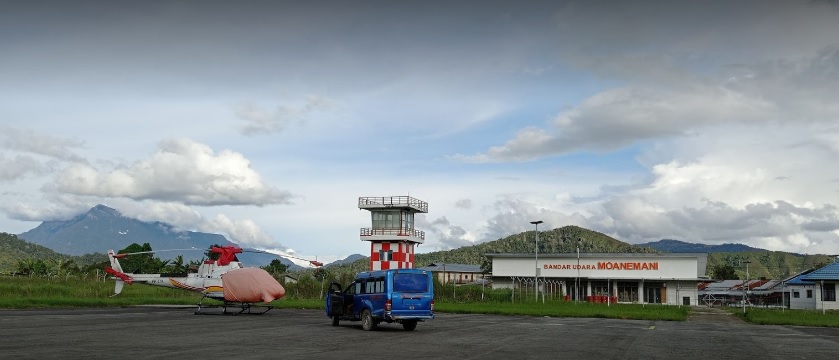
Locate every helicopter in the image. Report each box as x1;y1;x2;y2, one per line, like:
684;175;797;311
105;245;323;315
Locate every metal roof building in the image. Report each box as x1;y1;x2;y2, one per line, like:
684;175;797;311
486;252;708;306
801;261;839;311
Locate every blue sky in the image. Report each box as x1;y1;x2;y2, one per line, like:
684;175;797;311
3;0;839;265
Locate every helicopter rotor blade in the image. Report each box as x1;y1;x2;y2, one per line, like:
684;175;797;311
113;248;207;257
243;249;323;267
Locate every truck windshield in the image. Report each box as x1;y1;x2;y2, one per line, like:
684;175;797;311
393;273;428;293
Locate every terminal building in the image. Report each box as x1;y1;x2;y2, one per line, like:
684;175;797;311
487;253;708;305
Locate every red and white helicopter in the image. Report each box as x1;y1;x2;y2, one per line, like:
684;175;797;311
105;245;323;315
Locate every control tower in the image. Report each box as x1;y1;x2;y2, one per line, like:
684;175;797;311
358;196;428;270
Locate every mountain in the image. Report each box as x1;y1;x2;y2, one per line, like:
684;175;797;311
414;225;659;266
18;204;233;260
325;226;834;280
326;254;366;267
9;205;835;279
638;239;767;253
14;204;300;269
327;225;661;274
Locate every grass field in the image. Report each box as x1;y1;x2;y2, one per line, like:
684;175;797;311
436;301;690;321
728;307;839;327
3;276;839;327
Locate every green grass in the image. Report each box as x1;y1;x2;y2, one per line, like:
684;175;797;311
7;276;838;327
728;307;839;327
436;301;689;321
0;276;212;308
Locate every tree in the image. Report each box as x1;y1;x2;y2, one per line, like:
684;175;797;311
117;243;168;273
711;264;738;280
170;255;186;273
480;257;492;275
262;259;288;276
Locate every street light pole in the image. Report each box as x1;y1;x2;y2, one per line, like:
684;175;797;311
742;260;751;314
530;220;543;302
576;238;581;303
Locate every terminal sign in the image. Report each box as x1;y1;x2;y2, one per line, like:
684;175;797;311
543;261;659;271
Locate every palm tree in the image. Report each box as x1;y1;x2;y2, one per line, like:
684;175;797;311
171;255;186;273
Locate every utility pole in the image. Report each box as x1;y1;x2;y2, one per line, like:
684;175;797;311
530;220;543;302
742;260;751;314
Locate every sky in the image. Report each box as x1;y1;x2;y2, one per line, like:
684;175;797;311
3;0;839;266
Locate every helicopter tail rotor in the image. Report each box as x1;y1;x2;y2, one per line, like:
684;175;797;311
107;249;124;274
105;249;134;295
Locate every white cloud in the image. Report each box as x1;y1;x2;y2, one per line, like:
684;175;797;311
4;0;839;260
236;95;332;136
200;213;278;249
52;138;295;206
0;127;87;163
454;198;473;210
0;154;48;182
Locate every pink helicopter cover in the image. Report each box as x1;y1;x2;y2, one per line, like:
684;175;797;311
221;268;286;303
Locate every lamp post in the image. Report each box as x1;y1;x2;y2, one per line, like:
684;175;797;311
530;220;543;302
576;237;582;302
742;260;751;314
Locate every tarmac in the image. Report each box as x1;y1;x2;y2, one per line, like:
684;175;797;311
1;306;838;359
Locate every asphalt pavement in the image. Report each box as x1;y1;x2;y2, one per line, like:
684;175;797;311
1;307;838;359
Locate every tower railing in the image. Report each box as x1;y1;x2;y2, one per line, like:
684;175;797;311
358;196;428;213
360;227;425;240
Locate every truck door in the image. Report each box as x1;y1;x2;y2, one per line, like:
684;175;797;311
326;282;344;317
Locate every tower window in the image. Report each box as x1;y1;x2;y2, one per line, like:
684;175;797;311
379;250;393;261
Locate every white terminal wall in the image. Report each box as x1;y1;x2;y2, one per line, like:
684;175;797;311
489;253;707;306
491;254;705;280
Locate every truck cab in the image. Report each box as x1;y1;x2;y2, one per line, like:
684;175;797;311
325;269;434;331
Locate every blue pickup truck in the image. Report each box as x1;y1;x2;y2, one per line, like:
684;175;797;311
325;269;435;331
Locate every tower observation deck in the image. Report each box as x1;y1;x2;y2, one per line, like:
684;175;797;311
358;195;428;270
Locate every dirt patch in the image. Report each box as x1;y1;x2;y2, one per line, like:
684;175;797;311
687;306;746;323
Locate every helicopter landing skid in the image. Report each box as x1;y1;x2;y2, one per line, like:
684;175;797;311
194;298;273;315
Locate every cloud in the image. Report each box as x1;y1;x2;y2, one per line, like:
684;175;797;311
419;215;474;250
0;127;85;182
200;213;280;249
454;198;473;210
0;127;87;163
0;154;48;182
236;95;332;136
456;1;839;164
456;54;839;163
5;200;83;222
52;138;295;206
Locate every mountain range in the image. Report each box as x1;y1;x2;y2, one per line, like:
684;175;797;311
637;239;768;253
14;204;312;269
5;205;836;279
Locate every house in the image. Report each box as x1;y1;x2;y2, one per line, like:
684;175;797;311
699;279;751;306
417;263;486;285
800;260;839;311
782;269;817;310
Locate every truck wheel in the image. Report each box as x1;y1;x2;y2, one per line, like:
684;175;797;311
332;316;340;326
361;309;376;331
402;320;417;331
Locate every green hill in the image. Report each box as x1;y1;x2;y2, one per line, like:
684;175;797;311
0;232;106;273
414;225;657;266
706;251;834;280
325;225;833;280
327;225;659;274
